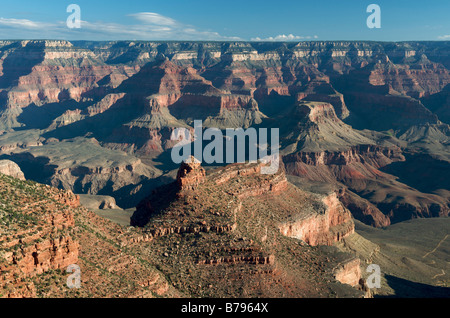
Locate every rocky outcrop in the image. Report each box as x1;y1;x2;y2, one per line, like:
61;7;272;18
332;257;371;297
337;188;391;227
296;81;349;119
0;174;79;298
278;192;354;246
333;257;362;287
0;160;25;180
176;156;206;190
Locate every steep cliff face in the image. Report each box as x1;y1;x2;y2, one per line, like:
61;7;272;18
333;258;364;288
0;174;79;297
337;188;391;228
284;145;404;170
0;41;141;130
343;93;440;131
0;160;25;180
278;192;354;246
421;84;450;125
4;236;78;276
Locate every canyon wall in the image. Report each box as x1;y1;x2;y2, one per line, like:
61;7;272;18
0;175;79;298
0;160;25;180
278;192;354;246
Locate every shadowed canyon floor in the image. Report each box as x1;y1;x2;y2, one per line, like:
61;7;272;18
337;219;450;297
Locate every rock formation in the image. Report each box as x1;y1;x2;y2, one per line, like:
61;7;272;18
278;192;354;246
176;156;206;190
129;159;367;297
0;160;25;180
0;174;79;297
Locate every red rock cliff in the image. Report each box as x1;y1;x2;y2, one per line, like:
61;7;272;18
278;192;354;246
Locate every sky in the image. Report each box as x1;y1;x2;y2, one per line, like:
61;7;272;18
0;0;449;42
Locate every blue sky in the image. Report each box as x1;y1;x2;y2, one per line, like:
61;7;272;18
0;0;449;41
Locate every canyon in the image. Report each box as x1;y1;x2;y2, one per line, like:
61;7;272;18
0;40;448;220
1;40;450;297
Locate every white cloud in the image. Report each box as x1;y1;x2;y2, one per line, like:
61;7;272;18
127;12;177;26
0;17;54;29
438;35;450;40
251;34;318;41
0;12;241;41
